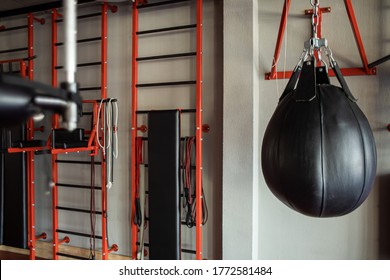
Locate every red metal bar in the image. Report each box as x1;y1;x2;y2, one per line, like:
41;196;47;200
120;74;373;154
51;146;98;155
107;4;118;13
101;3;109;260
33;17;45;25
35;232;47;240
269;0;291;80
7;146;49;154
51;8;59;260
343;0;373;74
20;61;27;78
108;244;119;254
195;0;203;261
131;0;139;260
266;67;377;80
58;236;70;245
0;58;27;63
304;7;331;16
266;1;376;80
101;4;108;101
27;13;36;260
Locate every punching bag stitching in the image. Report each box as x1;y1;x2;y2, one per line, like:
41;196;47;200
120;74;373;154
343;101;367;214
318;86;326;217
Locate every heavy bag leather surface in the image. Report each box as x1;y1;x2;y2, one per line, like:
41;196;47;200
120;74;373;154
261;61;377;217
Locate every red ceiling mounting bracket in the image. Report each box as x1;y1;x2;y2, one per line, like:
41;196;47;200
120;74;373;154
265;0;377;80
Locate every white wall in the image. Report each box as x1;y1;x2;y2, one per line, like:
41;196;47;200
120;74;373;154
0;0;223;259
223;0;389;259
222;0;260;260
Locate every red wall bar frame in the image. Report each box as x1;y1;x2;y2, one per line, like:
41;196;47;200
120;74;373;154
1;13;46;260
27;13;47;260
51;3;117;260
131;0;139;260
100;2;109;260
265;0;376;80
51;8;60;260
195;0;203;261
131;0;204;260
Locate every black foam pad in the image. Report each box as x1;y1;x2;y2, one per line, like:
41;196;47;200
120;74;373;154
52;128;86;149
148;110;181;260
0;126;27;248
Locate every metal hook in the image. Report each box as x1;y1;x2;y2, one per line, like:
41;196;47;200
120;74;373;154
323;46;336;68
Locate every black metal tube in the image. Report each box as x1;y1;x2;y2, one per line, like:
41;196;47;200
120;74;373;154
368;54;390;68
56;183;102;190
55;37;101;46
137;52;196;62
142;163;195;170
56;229;102;239
79;86;102;91
136;80;196;88
0;47;28;54
181;248;196;254
137;0;190;9
0;0;95;18
56;206;102;215
55;61;101;70
0;25;28;32
56;160;102;165
137;24;196;35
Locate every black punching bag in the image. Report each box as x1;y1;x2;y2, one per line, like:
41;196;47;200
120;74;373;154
261;58;377;217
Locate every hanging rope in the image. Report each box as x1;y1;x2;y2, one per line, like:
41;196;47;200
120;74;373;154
96;98;119;189
182;137;208;228
134;137;143;227
89;156;96;260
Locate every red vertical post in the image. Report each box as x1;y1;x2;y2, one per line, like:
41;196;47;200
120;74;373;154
20;61;27;78
131;0;139;260
27;13;36;260
101;3;109;260
195;0;203;261
268;0;291;80
51;8;59;260
343;0;371;74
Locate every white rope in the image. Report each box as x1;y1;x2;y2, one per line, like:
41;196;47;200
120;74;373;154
96;99;106;155
96;98;119;190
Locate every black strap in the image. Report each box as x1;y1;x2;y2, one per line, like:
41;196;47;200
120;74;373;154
332;61;357;102
316;66;330;85
279;65;302;102
294;59;317;102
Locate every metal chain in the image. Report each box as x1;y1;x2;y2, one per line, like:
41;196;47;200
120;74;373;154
311;0;319;39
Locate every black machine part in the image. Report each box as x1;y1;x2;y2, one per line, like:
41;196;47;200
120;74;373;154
0;73;81;130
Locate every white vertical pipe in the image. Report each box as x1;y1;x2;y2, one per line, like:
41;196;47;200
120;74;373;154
64;0;77;85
